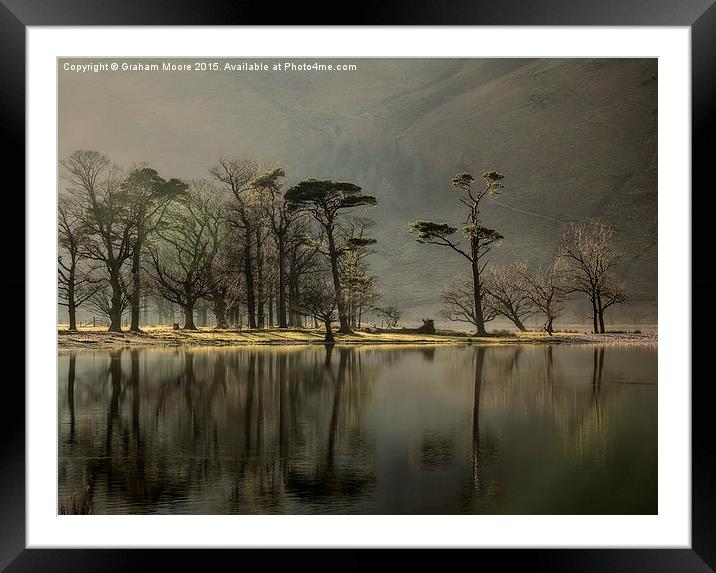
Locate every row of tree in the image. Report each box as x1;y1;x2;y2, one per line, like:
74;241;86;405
58;151;390;338
410;171;628;335
59;151;629;340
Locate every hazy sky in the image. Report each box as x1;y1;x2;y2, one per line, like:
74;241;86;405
59;57;657;325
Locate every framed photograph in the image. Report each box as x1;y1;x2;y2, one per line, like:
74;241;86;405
5;0;710;570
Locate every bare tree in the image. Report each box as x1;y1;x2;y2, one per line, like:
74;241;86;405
483;262;536;331
210;157;260;329
86;278;129;324
250;197;271;329
439;273;497;331
559;220;627;333
285;219;320;327
339;216;379;328
374;306;401;328
518;260;567;335
123;167;188;332
208;227;248;328
349;275;381;328
410;171;505;335
205;242;233;329
58;194;102;330
597;274;629;332
291;268;338;343
251;167;300;329
146;181;225;329
61;150;133;332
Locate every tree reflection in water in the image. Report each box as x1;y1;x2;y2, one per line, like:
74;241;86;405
471;347;484;495
58;344;657;514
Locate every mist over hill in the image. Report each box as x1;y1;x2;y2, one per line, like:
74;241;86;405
59;58;657;328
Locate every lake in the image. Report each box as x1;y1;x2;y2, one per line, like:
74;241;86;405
58;344;657;514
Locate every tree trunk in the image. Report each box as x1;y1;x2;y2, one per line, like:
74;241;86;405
327;231;352;334
243;226;257;329
323;317;335;344
130;234;143;332
256;228;265;329
68;301;77;331
108;272;124;332
470;253;487;336
546;317;554;335
257;305;265;329
183;302;197;330
509;313;527;332
346;284;354;328
268;295;273;328
597;294;606;333
67;270;77;331
591;297;599;334
277;239;288;328
287;257;296;327
212;288;228;328
288;277;299;327
287;301;295;327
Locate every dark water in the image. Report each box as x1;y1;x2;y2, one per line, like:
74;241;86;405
58;344;657;514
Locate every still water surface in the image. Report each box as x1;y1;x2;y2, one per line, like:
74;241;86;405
58;344;657;514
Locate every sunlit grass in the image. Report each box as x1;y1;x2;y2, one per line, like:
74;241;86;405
57;324;656;350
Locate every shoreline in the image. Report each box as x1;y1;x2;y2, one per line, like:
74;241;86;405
57;326;657;350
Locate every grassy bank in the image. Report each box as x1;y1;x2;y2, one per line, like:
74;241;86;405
57;325;657;350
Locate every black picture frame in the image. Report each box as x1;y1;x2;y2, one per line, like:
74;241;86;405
2;1;710;570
